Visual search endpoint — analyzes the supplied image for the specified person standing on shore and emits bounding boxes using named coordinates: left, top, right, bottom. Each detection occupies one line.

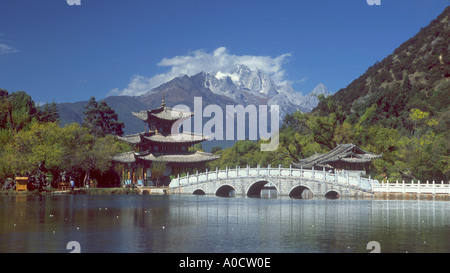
left=70, top=178, right=75, bottom=192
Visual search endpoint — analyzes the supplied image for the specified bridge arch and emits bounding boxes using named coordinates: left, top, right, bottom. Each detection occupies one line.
left=215, top=185, right=236, bottom=197
left=325, top=190, right=340, bottom=199
left=246, top=180, right=278, bottom=198
left=193, top=189, right=206, bottom=195
left=289, top=185, right=314, bottom=199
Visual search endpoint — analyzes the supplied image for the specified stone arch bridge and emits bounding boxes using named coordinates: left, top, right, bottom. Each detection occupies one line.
left=168, top=165, right=378, bottom=198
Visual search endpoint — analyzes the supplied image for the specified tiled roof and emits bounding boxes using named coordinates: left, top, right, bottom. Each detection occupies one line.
left=138, top=151, right=220, bottom=163
left=294, top=143, right=382, bottom=168
left=132, top=106, right=193, bottom=122
left=117, top=132, right=145, bottom=144
left=143, top=133, right=207, bottom=144
left=118, top=132, right=209, bottom=145
left=112, top=151, right=219, bottom=164
left=111, top=151, right=136, bottom=163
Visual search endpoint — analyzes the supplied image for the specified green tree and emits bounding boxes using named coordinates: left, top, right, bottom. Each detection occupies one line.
left=309, top=114, right=338, bottom=150
left=151, top=161, right=167, bottom=187
left=333, top=121, right=355, bottom=145
left=278, top=111, right=312, bottom=161
left=0, top=89, right=9, bottom=129
left=0, top=91, right=38, bottom=132
left=309, top=95, right=346, bottom=150
left=409, top=108, right=438, bottom=139
left=10, top=121, right=64, bottom=174
left=83, top=96, right=125, bottom=137
left=60, top=123, right=128, bottom=187
left=8, top=121, right=65, bottom=190
left=37, top=101, right=60, bottom=124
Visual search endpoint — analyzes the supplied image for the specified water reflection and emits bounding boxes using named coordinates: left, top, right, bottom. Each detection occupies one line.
left=1, top=195, right=449, bottom=253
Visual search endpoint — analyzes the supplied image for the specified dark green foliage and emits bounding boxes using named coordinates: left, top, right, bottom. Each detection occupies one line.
left=0, top=90, right=130, bottom=189
left=82, top=96, right=125, bottom=137
left=211, top=146, right=222, bottom=154
left=38, top=101, right=60, bottom=124
left=0, top=90, right=38, bottom=132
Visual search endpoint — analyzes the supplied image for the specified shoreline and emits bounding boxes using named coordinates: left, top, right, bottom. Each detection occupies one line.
left=1, top=188, right=449, bottom=201
left=0, top=187, right=172, bottom=196
left=0, top=187, right=140, bottom=196
left=373, top=192, right=450, bottom=201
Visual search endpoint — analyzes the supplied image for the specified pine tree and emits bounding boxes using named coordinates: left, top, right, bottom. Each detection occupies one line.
left=82, top=97, right=125, bottom=137
left=38, top=101, right=60, bottom=124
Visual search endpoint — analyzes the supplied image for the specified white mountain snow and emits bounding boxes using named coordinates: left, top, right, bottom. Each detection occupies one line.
left=201, top=64, right=330, bottom=117
left=140, top=63, right=331, bottom=119
left=310, top=83, right=329, bottom=96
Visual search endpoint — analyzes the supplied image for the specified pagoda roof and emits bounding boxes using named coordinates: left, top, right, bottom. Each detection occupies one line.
left=293, top=143, right=382, bottom=169
left=132, top=105, right=193, bottom=122
left=137, top=151, right=220, bottom=164
left=118, top=131, right=209, bottom=145
left=117, top=132, right=145, bottom=144
left=112, top=151, right=219, bottom=164
left=143, top=132, right=208, bottom=144
left=111, top=151, right=137, bottom=164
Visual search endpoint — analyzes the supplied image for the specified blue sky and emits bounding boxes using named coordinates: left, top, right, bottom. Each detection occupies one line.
left=0, top=0, right=448, bottom=103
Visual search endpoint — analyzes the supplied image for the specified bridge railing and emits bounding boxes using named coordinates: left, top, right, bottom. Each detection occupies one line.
left=170, top=164, right=378, bottom=192
left=372, top=180, right=450, bottom=195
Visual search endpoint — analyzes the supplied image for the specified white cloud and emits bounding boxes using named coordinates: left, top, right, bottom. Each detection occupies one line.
left=298, top=77, right=308, bottom=83
left=109, top=47, right=292, bottom=96
left=0, top=44, right=19, bottom=55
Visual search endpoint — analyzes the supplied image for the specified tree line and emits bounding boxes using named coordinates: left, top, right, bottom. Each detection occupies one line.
left=0, top=89, right=129, bottom=191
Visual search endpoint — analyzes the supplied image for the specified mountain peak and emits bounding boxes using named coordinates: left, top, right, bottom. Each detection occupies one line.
left=309, top=83, right=330, bottom=97
left=139, top=64, right=326, bottom=121
left=210, top=64, right=279, bottom=98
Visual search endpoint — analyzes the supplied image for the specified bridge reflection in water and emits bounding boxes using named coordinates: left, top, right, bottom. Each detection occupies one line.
left=2, top=195, right=450, bottom=252
left=166, top=195, right=450, bottom=253
left=170, top=165, right=377, bottom=199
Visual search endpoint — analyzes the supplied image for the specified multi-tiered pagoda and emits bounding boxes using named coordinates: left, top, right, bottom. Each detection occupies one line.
left=113, top=96, right=219, bottom=186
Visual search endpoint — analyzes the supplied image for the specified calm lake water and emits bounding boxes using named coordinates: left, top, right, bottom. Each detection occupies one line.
left=1, top=194, right=449, bottom=253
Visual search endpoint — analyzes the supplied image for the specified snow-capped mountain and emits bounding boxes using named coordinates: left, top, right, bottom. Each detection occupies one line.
left=140, top=64, right=330, bottom=119
left=207, top=64, right=279, bottom=99
left=191, top=64, right=329, bottom=117
left=56, top=64, right=331, bottom=145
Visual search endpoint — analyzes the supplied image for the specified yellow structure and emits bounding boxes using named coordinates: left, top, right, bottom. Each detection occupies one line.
left=15, top=177, right=28, bottom=192
left=58, top=181, right=70, bottom=190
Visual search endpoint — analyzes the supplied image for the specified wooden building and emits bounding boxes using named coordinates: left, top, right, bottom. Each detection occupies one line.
left=112, top=96, right=219, bottom=186
left=293, top=143, right=382, bottom=175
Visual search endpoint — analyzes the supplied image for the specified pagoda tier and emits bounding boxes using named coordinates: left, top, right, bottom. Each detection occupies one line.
left=132, top=106, right=193, bottom=122
left=117, top=131, right=208, bottom=147
left=112, top=150, right=220, bottom=166
left=131, top=99, right=194, bottom=135
left=114, top=129, right=217, bottom=165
